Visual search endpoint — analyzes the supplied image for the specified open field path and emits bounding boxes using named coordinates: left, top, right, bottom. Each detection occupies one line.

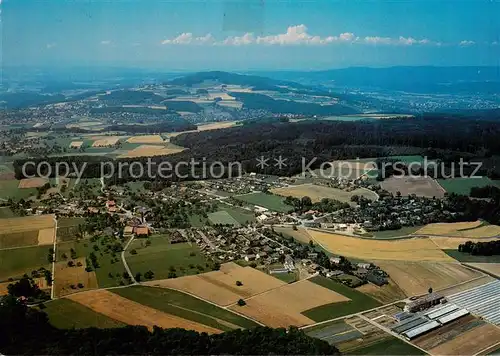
left=50, top=216, right=57, bottom=299
left=122, top=236, right=137, bottom=284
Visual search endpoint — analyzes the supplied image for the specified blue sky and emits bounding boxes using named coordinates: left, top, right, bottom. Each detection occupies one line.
left=3, top=0, right=500, bottom=70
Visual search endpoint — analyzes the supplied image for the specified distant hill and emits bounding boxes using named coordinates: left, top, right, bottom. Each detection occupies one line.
left=254, top=66, right=500, bottom=94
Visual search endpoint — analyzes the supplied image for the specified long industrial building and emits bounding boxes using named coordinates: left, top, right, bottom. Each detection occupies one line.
left=447, top=280, right=500, bottom=325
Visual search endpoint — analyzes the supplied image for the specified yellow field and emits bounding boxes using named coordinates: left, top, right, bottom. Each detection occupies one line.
left=308, top=229, right=454, bottom=262
left=270, top=184, right=377, bottom=203
left=356, top=278, right=407, bottom=303
left=18, top=177, right=49, bottom=188
left=126, top=135, right=164, bottom=144
left=0, top=215, right=54, bottom=234
left=92, top=137, right=120, bottom=147
left=413, top=221, right=482, bottom=235
left=118, top=144, right=185, bottom=158
left=67, top=289, right=221, bottom=333
left=430, top=236, right=499, bottom=249
left=37, top=228, right=55, bottom=245
left=374, top=261, right=482, bottom=296
left=0, top=281, right=10, bottom=295
left=69, top=141, right=83, bottom=149
left=273, top=226, right=312, bottom=243
left=466, top=263, right=500, bottom=278
left=54, top=258, right=98, bottom=297
left=228, top=280, right=349, bottom=327
left=144, top=262, right=286, bottom=306
left=197, top=121, right=238, bottom=131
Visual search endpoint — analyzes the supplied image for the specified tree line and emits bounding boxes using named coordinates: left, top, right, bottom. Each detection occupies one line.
left=458, top=240, right=500, bottom=256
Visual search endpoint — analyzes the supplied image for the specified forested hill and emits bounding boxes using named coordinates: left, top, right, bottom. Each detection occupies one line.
left=0, top=296, right=339, bottom=355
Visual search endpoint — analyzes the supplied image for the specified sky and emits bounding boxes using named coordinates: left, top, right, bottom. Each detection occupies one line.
left=2, top=0, right=500, bottom=70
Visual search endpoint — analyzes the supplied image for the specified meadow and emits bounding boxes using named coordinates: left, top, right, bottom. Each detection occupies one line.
left=233, top=192, right=293, bottom=212
left=437, top=177, right=500, bottom=195
left=271, top=184, right=377, bottom=204
left=0, top=245, right=52, bottom=280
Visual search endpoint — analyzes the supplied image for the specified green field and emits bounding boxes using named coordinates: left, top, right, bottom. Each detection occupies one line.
left=208, top=210, right=241, bottom=227
left=56, top=217, right=85, bottom=241
left=444, top=249, right=500, bottom=263
left=437, top=177, right=500, bottom=196
left=0, top=230, right=39, bottom=249
left=233, top=192, right=293, bottom=213
left=57, top=239, right=127, bottom=288
left=126, top=236, right=211, bottom=280
left=217, top=204, right=256, bottom=224
left=0, top=207, right=15, bottom=218
left=271, top=271, right=298, bottom=283
left=0, top=245, right=52, bottom=281
left=41, top=298, right=125, bottom=329
left=370, top=226, right=423, bottom=239
left=188, top=214, right=210, bottom=228
left=113, top=286, right=259, bottom=331
left=302, top=276, right=381, bottom=321
left=346, top=337, right=426, bottom=355
left=0, top=180, right=37, bottom=200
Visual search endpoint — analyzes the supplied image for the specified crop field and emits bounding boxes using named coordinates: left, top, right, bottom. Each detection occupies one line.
left=413, top=315, right=500, bottom=355
left=356, top=279, right=407, bottom=303
left=374, top=261, right=482, bottom=296
left=91, top=136, right=121, bottom=147
left=56, top=217, right=85, bottom=242
left=126, top=237, right=210, bottom=280
left=53, top=257, right=98, bottom=297
left=197, top=121, right=238, bottom=131
left=270, top=184, right=377, bottom=204
left=118, top=143, right=185, bottom=158
left=370, top=226, right=423, bottom=239
left=274, top=226, right=312, bottom=243
left=126, top=135, right=164, bottom=144
left=229, top=279, right=349, bottom=328
left=346, top=337, right=425, bottom=355
left=305, top=320, right=364, bottom=347
left=0, top=215, right=55, bottom=249
left=413, top=220, right=482, bottom=236
left=145, top=262, right=286, bottom=306
left=438, top=177, right=500, bottom=195
left=216, top=204, right=256, bottom=224
left=41, top=298, right=125, bottom=329
left=208, top=210, right=241, bottom=227
left=0, top=208, right=15, bottom=218
left=307, top=230, right=454, bottom=262
left=465, top=263, right=500, bottom=278
left=18, top=177, right=49, bottom=188
left=113, top=286, right=259, bottom=331
left=380, top=176, right=445, bottom=198
left=0, top=245, right=51, bottom=280
left=233, top=192, right=293, bottom=212
left=67, top=289, right=222, bottom=333
left=0, top=180, right=37, bottom=199
left=302, top=276, right=380, bottom=321
left=69, top=141, right=84, bottom=149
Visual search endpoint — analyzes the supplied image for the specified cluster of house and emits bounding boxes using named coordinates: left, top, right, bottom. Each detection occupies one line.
left=201, top=175, right=287, bottom=196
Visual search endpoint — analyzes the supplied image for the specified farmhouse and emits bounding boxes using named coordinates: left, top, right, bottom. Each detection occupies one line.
left=404, top=293, right=444, bottom=312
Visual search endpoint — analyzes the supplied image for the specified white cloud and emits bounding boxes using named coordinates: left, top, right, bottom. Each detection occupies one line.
left=158, top=25, right=456, bottom=47
left=46, top=43, right=57, bottom=49
left=491, top=41, right=499, bottom=46
left=459, top=40, right=475, bottom=46
left=100, top=40, right=111, bottom=45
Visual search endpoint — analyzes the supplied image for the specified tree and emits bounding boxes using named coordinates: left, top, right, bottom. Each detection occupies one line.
left=135, top=272, right=142, bottom=282
left=144, top=270, right=154, bottom=280
left=237, top=299, right=246, bottom=306
left=428, top=287, right=433, bottom=294
left=130, top=249, right=138, bottom=255
left=236, top=280, right=243, bottom=286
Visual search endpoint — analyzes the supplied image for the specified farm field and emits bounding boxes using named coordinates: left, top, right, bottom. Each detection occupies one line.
left=346, top=337, right=425, bottom=355
left=373, top=261, right=482, bottom=297
left=57, top=239, right=127, bottom=288
left=41, top=298, right=125, bottom=329
left=18, top=177, right=49, bottom=188
left=302, top=276, right=380, bottom=321
left=413, top=315, right=500, bottom=355
left=0, top=179, right=37, bottom=200
left=306, top=160, right=374, bottom=180
left=126, top=237, right=211, bottom=280
left=113, top=286, right=259, bottom=330
left=208, top=210, right=241, bottom=227
left=126, top=135, right=164, bottom=144
left=307, top=230, right=454, bottom=262
left=356, top=278, right=407, bottom=303
left=437, top=275, right=494, bottom=297
left=465, top=263, right=500, bottom=277
left=0, top=245, right=51, bottom=280
left=413, top=220, right=491, bottom=236
left=270, top=184, right=377, bottom=204
left=438, top=177, right=500, bottom=195
left=380, top=176, right=445, bottom=198
left=0, top=215, right=55, bottom=249
left=274, top=226, right=312, bottom=243
left=0, top=207, right=15, bottom=218
left=56, top=217, right=85, bottom=242
left=53, top=257, right=98, bottom=297
left=118, top=143, right=185, bottom=158
left=67, top=289, right=222, bottom=333
left=233, top=192, right=293, bottom=212
left=431, top=236, right=499, bottom=251
left=228, top=279, right=350, bottom=328
left=144, top=262, right=286, bottom=306
left=92, top=136, right=120, bottom=147
left=370, top=226, right=422, bottom=239
left=216, top=204, right=256, bottom=224
left=69, top=141, right=84, bottom=148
